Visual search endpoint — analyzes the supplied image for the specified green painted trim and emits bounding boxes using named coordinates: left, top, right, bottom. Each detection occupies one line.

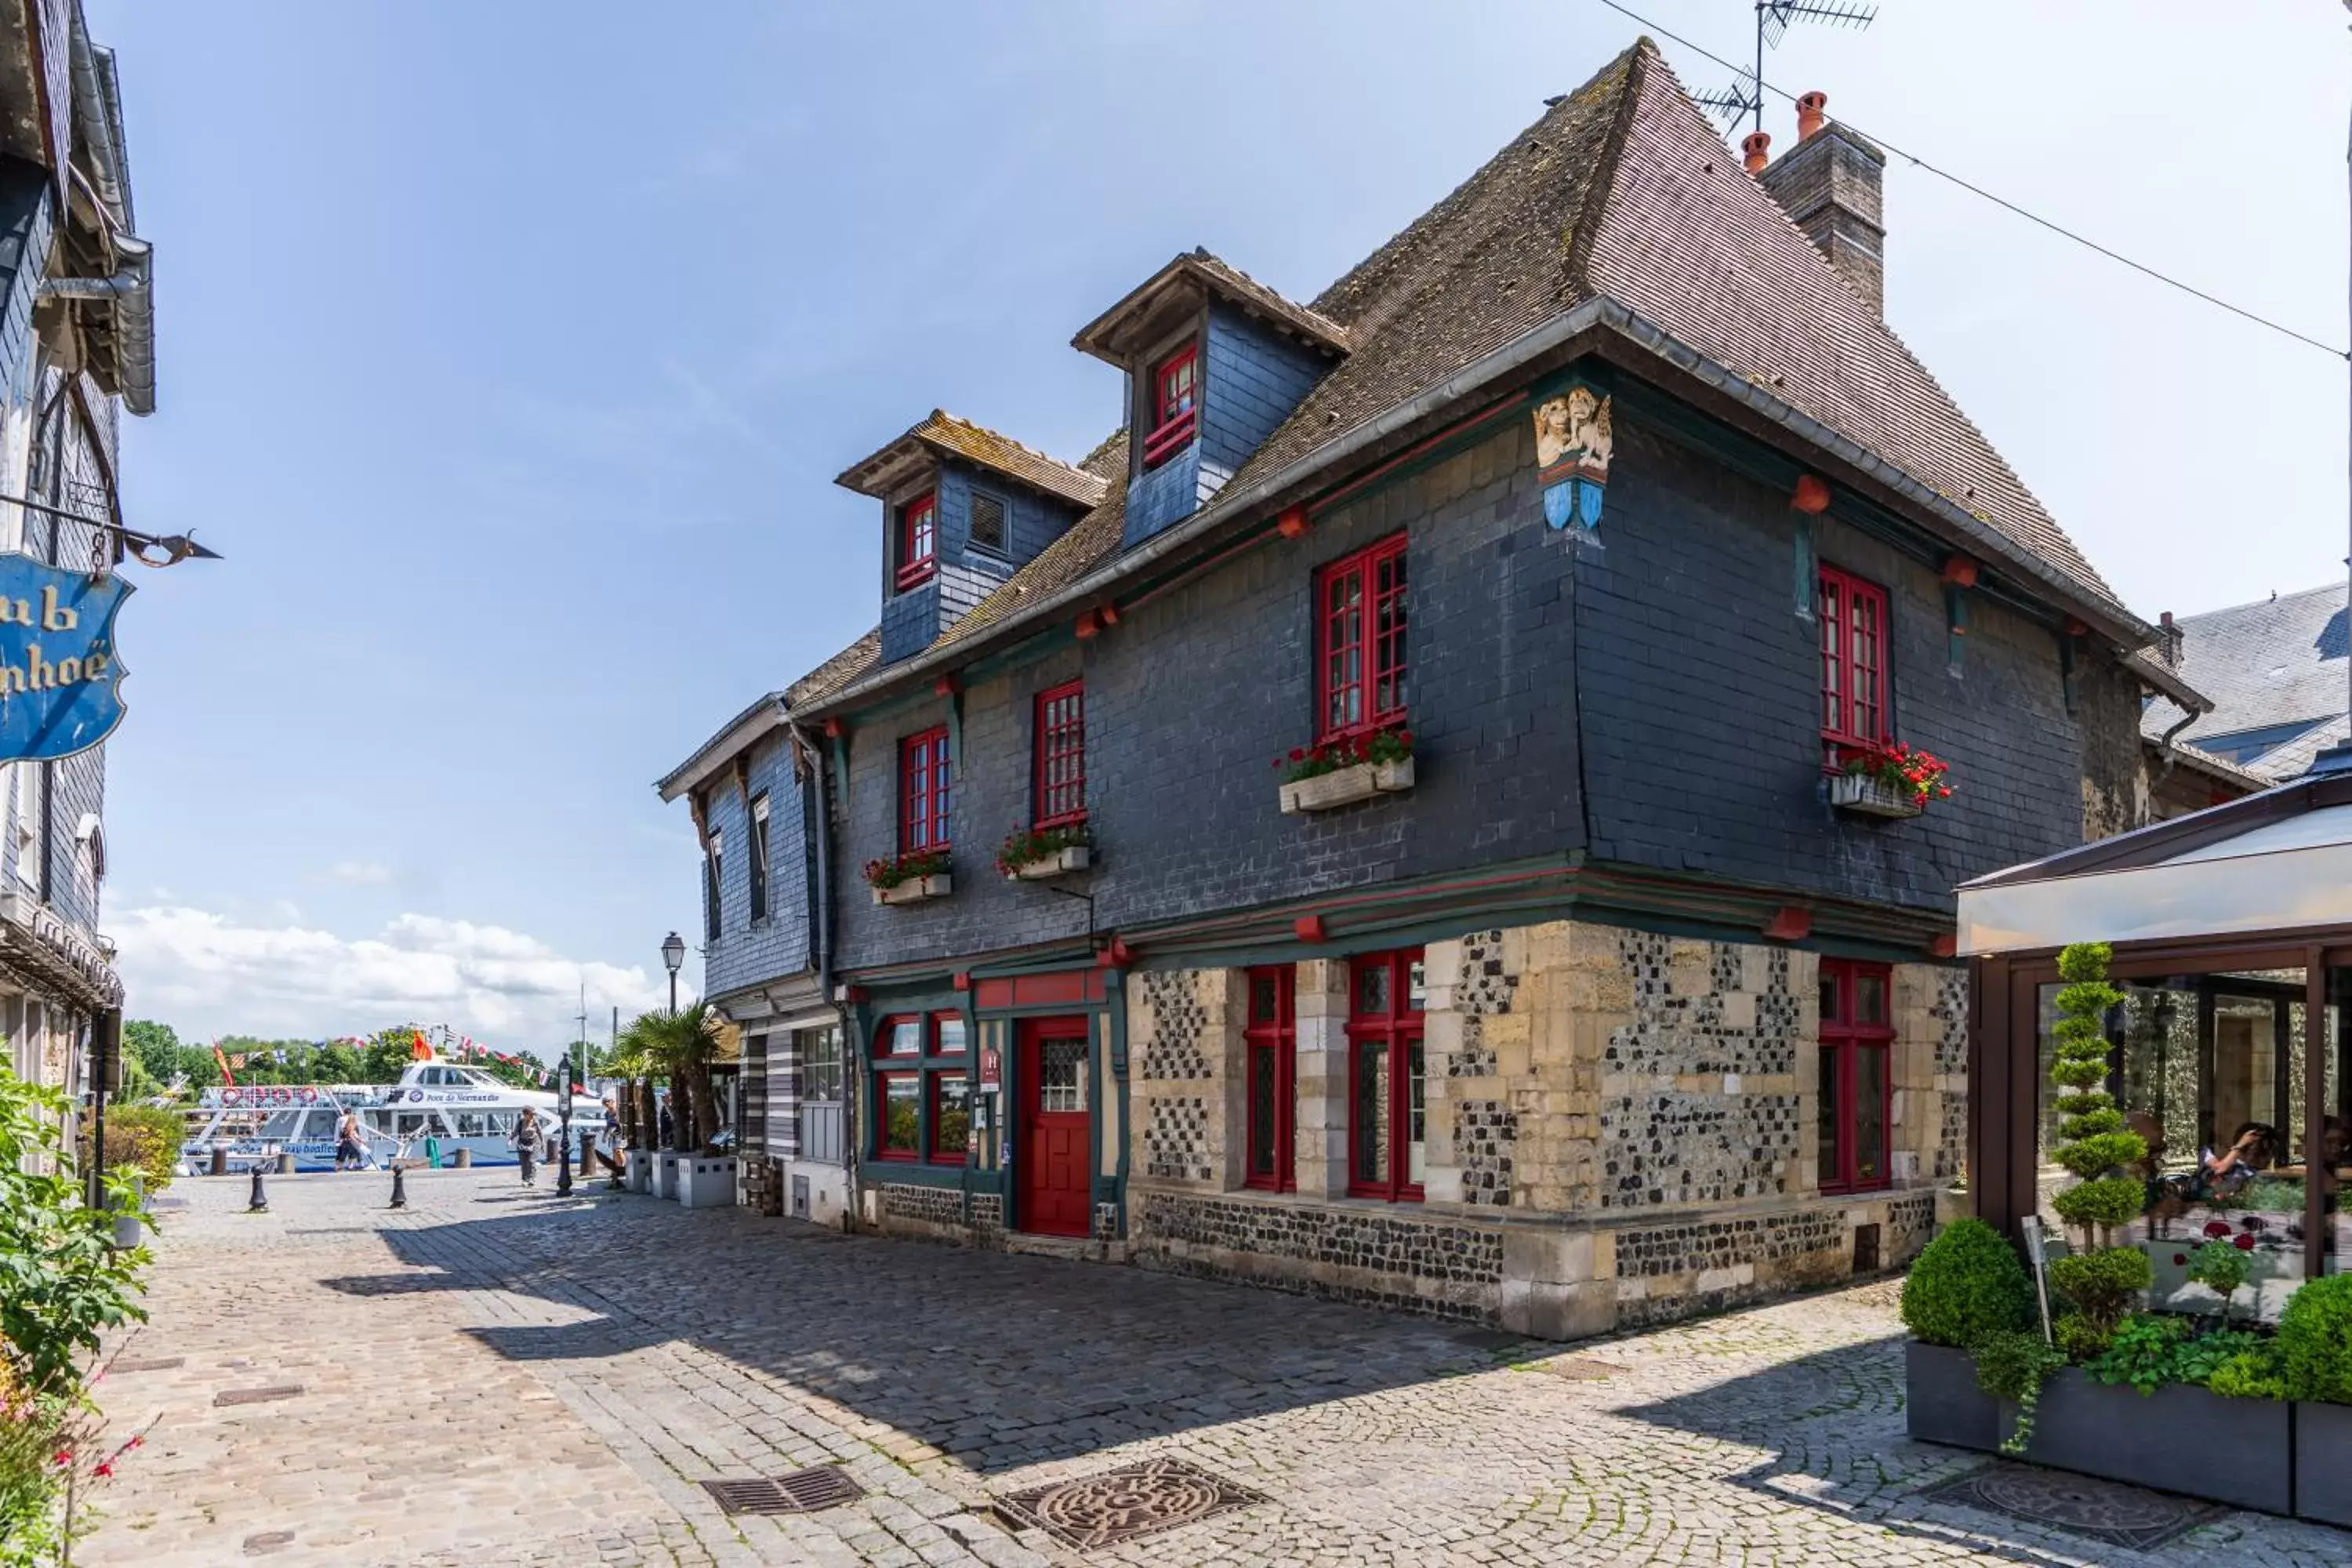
left=860, top=1162, right=966, bottom=1192
left=1105, top=970, right=1130, bottom=1240
left=1791, top=515, right=1816, bottom=622
left=1946, top=584, right=1969, bottom=675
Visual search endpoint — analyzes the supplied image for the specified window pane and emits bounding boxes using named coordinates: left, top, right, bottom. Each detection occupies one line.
left=1854, top=1045, right=1886, bottom=1186
left=880, top=1076, right=920, bottom=1154
left=1354, top=1039, right=1390, bottom=1186
left=1356, top=960, right=1390, bottom=1017
left=1406, top=958, right=1427, bottom=1014
left=1406, top=1039, right=1426, bottom=1186
left=970, top=494, right=1005, bottom=551
left=934, top=1014, right=967, bottom=1058
left=1819, top=972, right=1841, bottom=1027
left=932, top=1076, right=971, bottom=1160
left=1250, top=973, right=1280, bottom=1025
left=1819, top=1043, right=1844, bottom=1185
left=1855, top=972, right=1888, bottom=1026
left=884, top=1019, right=920, bottom=1056
left=1249, top=1044, right=1276, bottom=1177
left=1040, top=1038, right=1087, bottom=1113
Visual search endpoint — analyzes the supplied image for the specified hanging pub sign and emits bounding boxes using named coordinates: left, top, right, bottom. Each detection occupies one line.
left=0, top=552, right=130, bottom=761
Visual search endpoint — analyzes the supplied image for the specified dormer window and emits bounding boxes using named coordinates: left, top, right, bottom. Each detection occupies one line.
left=895, top=493, right=937, bottom=591
left=1143, top=343, right=1199, bottom=469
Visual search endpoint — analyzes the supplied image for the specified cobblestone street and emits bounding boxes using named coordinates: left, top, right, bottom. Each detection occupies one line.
left=78, top=1169, right=2352, bottom=1567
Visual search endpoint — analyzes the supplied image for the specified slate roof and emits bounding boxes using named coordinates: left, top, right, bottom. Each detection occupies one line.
left=833, top=409, right=1106, bottom=509
left=1072, top=249, right=1351, bottom=361
left=2141, top=582, right=2350, bottom=778
left=786, top=627, right=881, bottom=710
left=934, top=431, right=1130, bottom=651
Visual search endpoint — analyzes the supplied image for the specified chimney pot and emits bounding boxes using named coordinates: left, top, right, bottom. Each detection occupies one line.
left=1740, top=130, right=1771, bottom=175
left=1796, top=92, right=1828, bottom=140
left=2160, top=611, right=2174, bottom=629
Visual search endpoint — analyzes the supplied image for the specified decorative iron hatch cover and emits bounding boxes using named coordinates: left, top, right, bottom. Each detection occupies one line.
left=214, top=1385, right=303, bottom=1406
left=1918, top=1463, right=2223, bottom=1551
left=700, top=1466, right=865, bottom=1516
left=995, top=1457, right=1265, bottom=1551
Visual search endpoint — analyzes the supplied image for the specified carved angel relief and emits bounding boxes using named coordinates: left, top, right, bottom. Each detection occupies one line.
left=1534, top=386, right=1612, bottom=532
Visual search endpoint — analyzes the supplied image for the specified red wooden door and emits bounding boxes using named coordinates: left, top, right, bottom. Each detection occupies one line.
left=1019, top=1019, right=1091, bottom=1237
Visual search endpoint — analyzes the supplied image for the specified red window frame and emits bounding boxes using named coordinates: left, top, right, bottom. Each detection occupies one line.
left=1243, top=965, right=1296, bottom=1192
left=1316, top=535, right=1409, bottom=743
left=1142, top=343, right=1198, bottom=469
left=1346, top=949, right=1425, bottom=1203
left=1818, top=958, right=1894, bottom=1194
left=928, top=1073, right=972, bottom=1163
left=870, top=1011, right=971, bottom=1167
left=899, top=727, right=952, bottom=854
left=895, top=492, right=937, bottom=592
left=1818, top=564, right=1888, bottom=766
left=1033, top=681, right=1087, bottom=828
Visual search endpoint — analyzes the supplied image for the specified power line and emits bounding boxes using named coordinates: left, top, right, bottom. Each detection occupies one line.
left=1595, top=0, right=2349, bottom=361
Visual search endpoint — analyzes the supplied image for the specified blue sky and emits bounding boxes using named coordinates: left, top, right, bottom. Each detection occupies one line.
left=85, top=1, right=2346, bottom=1045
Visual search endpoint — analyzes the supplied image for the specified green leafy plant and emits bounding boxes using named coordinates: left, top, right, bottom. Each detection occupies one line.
left=0, top=1069, right=148, bottom=1399
left=2187, top=1238, right=2251, bottom=1323
left=2053, top=1311, right=2114, bottom=1360
left=862, top=848, right=951, bottom=891
left=2238, top=1177, right=2304, bottom=1214
left=995, top=821, right=1091, bottom=878
left=2085, top=1312, right=2187, bottom=1395
left=2048, top=1246, right=2153, bottom=1345
left=2208, top=1341, right=2291, bottom=1401
left=2042, top=942, right=2146, bottom=1345
left=1900, top=1218, right=2031, bottom=1348
left=78, top=1102, right=181, bottom=1196
left=2278, top=1272, right=2352, bottom=1406
left=1973, top=1327, right=2066, bottom=1455
left=1273, top=724, right=1413, bottom=784
left=1841, top=739, right=1954, bottom=807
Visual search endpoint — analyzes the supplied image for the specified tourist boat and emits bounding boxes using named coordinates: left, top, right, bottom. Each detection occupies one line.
left=176, top=1057, right=609, bottom=1174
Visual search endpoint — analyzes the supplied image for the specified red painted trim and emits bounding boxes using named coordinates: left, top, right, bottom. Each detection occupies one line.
left=1292, top=915, right=1326, bottom=943
left=1143, top=343, right=1199, bottom=469
left=975, top=978, right=1014, bottom=1010
left=898, top=727, right=952, bottom=854
left=1928, top=933, right=1958, bottom=960
left=873, top=1069, right=921, bottom=1160
left=1939, top=554, right=1980, bottom=588
left=1276, top=506, right=1311, bottom=539
left=1345, top=949, right=1425, bottom=1203
left=1033, top=679, right=1087, bottom=828
left=932, top=673, right=960, bottom=698
left=1817, top=564, right=1889, bottom=758
left=1791, top=474, right=1831, bottom=514
left=1763, top=906, right=1812, bottom=942
left=895, top=492, right=937, bottom=591
left=844, top=985, right=869, bottom=1005
left=822, top=717, right=845, bottom=739
left=952, top=971, right=971, bottom=992
left=1243, top=964, right=1296, bottom=1192
left=2063, top=617, right=2089, bottom=637
left=1315, top=532, right=1409, bottom=744
left=1819, top=958, right=1896, bottom=1195
left=1098, top=602, right=1120, bottom=626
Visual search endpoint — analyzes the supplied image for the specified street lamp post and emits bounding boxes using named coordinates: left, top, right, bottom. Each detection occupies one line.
left=554, top=1064, right=575, bottom=1197
left=662, top=931, right=685, bottom=1013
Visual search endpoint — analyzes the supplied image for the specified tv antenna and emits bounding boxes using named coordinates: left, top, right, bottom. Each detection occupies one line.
left=1696, top=1, right=1876, bottom=136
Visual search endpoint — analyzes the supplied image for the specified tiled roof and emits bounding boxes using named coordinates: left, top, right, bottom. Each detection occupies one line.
left=1072, top=249, right=1350, bottom=362
left=1229, top=38, right=2122, bottom=612
left=934, top=431, right=1130, bottom=651
left=2140, top=583, right=2348, bottom=757
left=786, top=627, right=881, bottom=710
left=834, top=410, right=1106, bottom=509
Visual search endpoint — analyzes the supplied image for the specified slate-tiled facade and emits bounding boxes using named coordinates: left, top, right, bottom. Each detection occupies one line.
left=667, top=38, right=2203, bottom=1337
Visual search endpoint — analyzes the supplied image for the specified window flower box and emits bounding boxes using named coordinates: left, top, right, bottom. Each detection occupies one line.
left=997, top=822, right=1092, bottom=880
left=1828, top=772, right=1923, bottom=818
left=873, top=873, right=951, bottom=906
left=1276, top=726, right=1414, bottom=814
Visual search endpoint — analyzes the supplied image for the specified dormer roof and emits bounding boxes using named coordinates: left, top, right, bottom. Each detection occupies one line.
left=833, top=409, right=1106, bottom=509
left=1072, top=248, right=1352, bottom=367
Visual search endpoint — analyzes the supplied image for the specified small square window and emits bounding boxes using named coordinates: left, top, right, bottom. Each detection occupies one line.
left=970, top=492, right=1006, bottom=554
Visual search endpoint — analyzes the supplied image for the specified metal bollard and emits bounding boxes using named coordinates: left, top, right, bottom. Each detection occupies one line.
left=209, top=1145, right=227, bottom=1177
left=452, top=1148, right=472, bottom=1170
left=277, top=1150, right=296, bottom=1174
left=246, top=1164, right=269, bottom=1213
left=389, top=1164, right=408, bottom=1209
left=580, top=1132, right=597, bottom=1173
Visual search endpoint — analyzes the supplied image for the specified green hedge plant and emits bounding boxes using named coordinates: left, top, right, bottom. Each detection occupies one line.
left=1900, top=1219, right=2032, bottom=1348
left=2278, top=1272, right=2352, bottom=1405
left=2045, top=943, right=2145, bottom=1341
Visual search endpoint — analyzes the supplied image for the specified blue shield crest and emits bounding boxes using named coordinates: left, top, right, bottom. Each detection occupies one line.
left=0, top=554, right=131, bottom=761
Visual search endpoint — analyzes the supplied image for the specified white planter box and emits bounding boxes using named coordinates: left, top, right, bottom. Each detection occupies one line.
left=626, top=1149, right=654, bottom=1194
left=678, top=1156, right=737, bottom=1210
left=1829, top=772, right=1923, bottom=818
left=1005, top=845, right=1090, bottom=880
left=655, top=1150, right=683, bottom=1200
left=872, top=873, right=952, bottom=906
left=1279, top=757, right=1414, bottom=814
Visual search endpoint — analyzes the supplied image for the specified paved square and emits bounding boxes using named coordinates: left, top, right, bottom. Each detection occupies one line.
left=78, top=1169, right=2352, bottom=1566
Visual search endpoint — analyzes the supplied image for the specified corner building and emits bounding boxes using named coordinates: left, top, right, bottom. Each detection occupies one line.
left=691, top=41, right=2209, bottom=1338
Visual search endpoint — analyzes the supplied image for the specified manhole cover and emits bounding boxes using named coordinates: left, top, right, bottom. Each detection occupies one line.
left=110, top=1357, right=183, bottom=1374
left=242, top=1530, right=296, bottom=1555
left=996, top=1457, right=1265, bottom=1550
left=1918, top=1463, right=2224, bottom=1551
left=699, top=1466, right=864, bottom=1515
left=1532, top=1356, right=1624, bottom=1381
left=215, top=1385, right=303, bottom=1407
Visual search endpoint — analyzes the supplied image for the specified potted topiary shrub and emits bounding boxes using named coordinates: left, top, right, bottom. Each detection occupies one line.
left=2283, top=1274, right=2352, bottom=1526
left=1899, top=1217, right=2029, bottom=1448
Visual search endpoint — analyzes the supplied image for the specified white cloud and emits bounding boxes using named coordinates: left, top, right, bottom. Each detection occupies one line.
left=109, top=906, right=664, bottom=1044
left=322, top=860, right=393, bottom=885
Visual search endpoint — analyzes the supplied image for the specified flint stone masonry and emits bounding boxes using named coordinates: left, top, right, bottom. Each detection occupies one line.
left=1138, top=969, right=1210, bottom=1080
left=1144, top=1096, right=1212, bottom=1183
left=1137, top=1192, right=1503, bottom=1302
left=879, top=1182, right=962, bottom=1232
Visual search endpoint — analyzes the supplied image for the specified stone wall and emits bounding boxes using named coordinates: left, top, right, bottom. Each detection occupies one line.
left=1135, top=1191, right=1501, bottom=1320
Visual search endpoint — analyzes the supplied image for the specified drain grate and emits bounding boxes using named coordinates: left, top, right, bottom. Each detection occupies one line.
left=215, top=1384, right=303, bottom=1407
left=700, top=1466, right=865, bottom=1515
left=110, top=1357, right=184, bottom=1374
left=996, top=1457, right=1265, bottom=1551
left=1918, top=1462, right=2223, bottom=1551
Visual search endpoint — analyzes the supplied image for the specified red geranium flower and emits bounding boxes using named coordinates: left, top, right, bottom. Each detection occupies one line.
left=2205, top=1220, right=2233, bottom=1238
left=2173, top=1254, right=2187, bottom=1265
left=2234, top=1232, right=2257, bottom=1251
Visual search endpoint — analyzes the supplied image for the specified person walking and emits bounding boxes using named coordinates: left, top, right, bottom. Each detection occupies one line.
left=513, top=1110, right=543, bottom=1186
left=335, top=1109, right=366, bottom=1173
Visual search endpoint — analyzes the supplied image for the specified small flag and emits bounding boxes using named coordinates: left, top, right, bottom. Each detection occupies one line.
left=410, top=1029, right=431, bottom=1062
left=212, top=1044, right=235, bottom=1087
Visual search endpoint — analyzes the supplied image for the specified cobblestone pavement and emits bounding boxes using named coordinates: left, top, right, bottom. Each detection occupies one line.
left=79, top=1169, right=2352, bottom=1566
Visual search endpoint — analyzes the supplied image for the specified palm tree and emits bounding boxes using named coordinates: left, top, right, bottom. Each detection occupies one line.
left=634, top=1003, right=723, bottom=1154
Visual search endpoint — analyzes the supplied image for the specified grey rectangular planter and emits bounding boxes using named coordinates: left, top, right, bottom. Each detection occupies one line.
left=2294, top=1399, right=2352, bottom=1527
left=1905, top=1341, right=2000, bottom=1451
left=2021, top=1369, right=2290, bottom=1516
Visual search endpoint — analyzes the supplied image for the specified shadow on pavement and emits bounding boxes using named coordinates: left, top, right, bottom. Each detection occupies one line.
left=322, top=1189, right=1512, bottom=1474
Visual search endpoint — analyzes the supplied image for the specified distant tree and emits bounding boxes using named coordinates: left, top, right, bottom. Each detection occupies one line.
left=122, top=1018, right=182, bottom=1085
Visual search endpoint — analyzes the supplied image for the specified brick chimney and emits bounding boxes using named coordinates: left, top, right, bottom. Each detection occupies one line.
left=1758, top=91, right=1888, bottom=314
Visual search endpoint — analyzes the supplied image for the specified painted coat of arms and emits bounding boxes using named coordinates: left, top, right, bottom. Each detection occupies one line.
left=0, top=553, right=131, bottom=761
left=1534, top=386, right=1612, bottom=531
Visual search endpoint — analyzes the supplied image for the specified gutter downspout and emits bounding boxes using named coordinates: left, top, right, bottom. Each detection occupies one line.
left=54, top=17, right=153, bottom=416
left=2154, top=707, right=2200, bottom=785
left=39, top=236, right=153, bottom=417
